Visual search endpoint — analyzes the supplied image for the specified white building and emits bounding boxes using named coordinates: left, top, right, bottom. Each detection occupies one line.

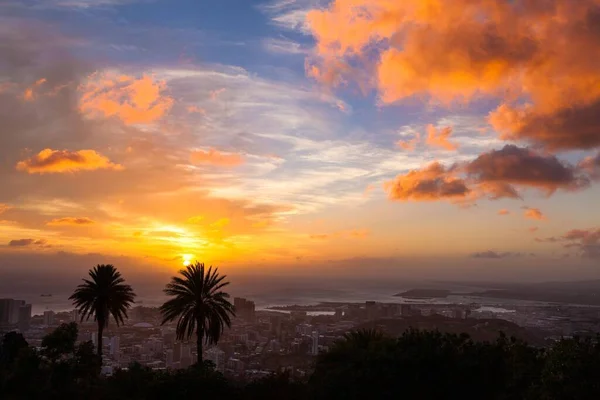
left=205, top=347, right=225, bottom=373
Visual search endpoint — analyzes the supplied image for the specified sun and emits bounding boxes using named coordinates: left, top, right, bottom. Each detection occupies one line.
left=182, top=254, right=193, bottom=266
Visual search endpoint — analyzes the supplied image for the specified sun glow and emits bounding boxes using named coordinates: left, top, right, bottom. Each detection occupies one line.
left=182, top=254, right=193, bottom=266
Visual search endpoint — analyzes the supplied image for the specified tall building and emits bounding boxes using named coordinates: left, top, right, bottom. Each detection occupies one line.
left=173, top=342, right=182, bottom=363
left=205, top=347, right=225, bottom=373
left=165, top=349, right=173, bottom=368
left=72, top=309, right=80, bottom=323
left=43, top=310, right=55, bottom=326
left=233, top=297, right=256, bottom=322
left=18, top=303, right=32, bottom=332
left=110, top=336, right=120, bottom=358
left=0, top=299, right=12, bottom=326
left=311, top=331, right=319, bottom=355
left=181, top=344, right=191, bottom=360
left=10, top=300, right=24, bottom=324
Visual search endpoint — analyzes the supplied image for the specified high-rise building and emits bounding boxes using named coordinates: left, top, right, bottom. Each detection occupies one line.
left=10, top=300, right=24, bottom=324
left=18, top=303, right=32, bottom=332
left=110, top=336, right=120, bottom=358
left=173, top=342, right=182, bottom=363
left=233, top=297, right=256, bottom=322
left=205, top=347, right=225, bottom=373
left=0, top=299, right=25, bottom=327
left=72, top=309, right=80, bottom=323
left=43, top=310, right=55, bottom=326
left=311, top=331, right=319, bottom=355
left=165, top=349, right=174, bottom=368
left=181, top=344, right=191, bottom=360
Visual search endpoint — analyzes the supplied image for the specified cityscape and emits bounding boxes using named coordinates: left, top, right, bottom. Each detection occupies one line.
left=3, top=290, right=600, bottom=380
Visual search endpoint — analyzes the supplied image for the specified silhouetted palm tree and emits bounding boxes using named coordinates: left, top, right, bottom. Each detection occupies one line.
left=160, top=262, right=235, bottom=364
left=69, top=264, right=136, bottom=357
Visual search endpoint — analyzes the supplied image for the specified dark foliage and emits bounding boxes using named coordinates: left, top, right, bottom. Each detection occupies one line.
left=3, top=325, right=600, bottom=399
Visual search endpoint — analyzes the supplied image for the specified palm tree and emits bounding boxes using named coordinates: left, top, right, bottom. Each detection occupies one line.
left=160, top=262, right=235, bottom=364
left=69, top=264, right=136, bottom=357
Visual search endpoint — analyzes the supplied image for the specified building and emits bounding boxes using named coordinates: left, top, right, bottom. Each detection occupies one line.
left=110, top=336, right=120, bottom=359
left=226, top=358, right=244, bottom=374
left=365, top=301, right=378, bottom=320
left=0, top=299, right=29, bottom=328
left=18, top=303, right=32, bottom=332
left=43, top=310, right=55, bottom=326
left=234, top=297, right=256, bottom=322
left=400, top=304, right=412, bottom=317
left=72, top=309, right=80, bottom=323
left=165, top=349, right=173, bottom=368
left=173, top=342, right=182, bottom=363
left=311, top=331, right=319, bottom=355
left=205, top=347, right=225, bottom=373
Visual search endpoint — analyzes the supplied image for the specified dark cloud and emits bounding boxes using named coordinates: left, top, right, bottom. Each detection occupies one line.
left=537, top=228, right=600, bottom=260
left=493, top=99, right=600, bottom=151
left=465, top=145, right=588, bottom=196
left=470, top=250, right=522, bottom=259
left=8, top=238, right=47, bottom=247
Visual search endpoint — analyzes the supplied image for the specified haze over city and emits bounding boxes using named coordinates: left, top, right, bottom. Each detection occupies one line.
left=1, top=0, right=600, bottom=295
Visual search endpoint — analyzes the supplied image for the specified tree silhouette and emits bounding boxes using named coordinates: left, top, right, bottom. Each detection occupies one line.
left=69, top=264, right=136, bottom=357
left=160, top=262, right=235, bottom=364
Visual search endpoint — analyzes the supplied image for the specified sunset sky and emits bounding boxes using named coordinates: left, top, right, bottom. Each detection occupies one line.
left=1, top=0, right=600, bottom=285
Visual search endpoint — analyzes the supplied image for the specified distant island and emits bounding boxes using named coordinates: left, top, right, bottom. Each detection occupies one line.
left=394, top=289, right=451, bottom=299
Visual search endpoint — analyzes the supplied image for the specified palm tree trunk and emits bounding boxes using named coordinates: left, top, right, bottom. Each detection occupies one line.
left=97, top=322, right=103, bottom=357
left=197, top=321, right=203, bottom=365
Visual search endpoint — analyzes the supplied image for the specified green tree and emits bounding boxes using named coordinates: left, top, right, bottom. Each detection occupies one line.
left=160, top=262, right=235, bottom=364
left=69, top=264, right=136, bottom=357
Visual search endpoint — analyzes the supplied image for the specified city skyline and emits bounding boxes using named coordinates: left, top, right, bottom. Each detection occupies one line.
left=1, top=0, right=600, bottom=287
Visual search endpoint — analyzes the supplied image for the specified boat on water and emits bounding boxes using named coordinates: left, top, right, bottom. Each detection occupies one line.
left=40, top=294, right=53, bottom=297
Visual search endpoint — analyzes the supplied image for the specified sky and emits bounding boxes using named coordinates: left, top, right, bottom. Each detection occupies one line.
left=1, top=0, right=600, bottom=288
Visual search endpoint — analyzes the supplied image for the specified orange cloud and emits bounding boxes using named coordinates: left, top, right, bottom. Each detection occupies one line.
left=210, top=88, right=226, bottom=101
left=523, top=207, right=546, bottom=221
left=396, top=133, right=420, bottom=151
left=16, top=149, right=123, bottom=174
left=306, top=0, right=600, bottom=150
left=384, top=162, right=470, bottom=202
left=210, top=218, right=230, bottom=229
left=23, top=78, right=47, bottom=101
left=497, top=209, right=510, bottom=216
left=79, top=73, right=173, bottom=125
left=187, top=105, right=206, bottom=114
left=0, top=204, right=10, bottom=215
left=190, top=148, right=244, bottom=167
left=186, top=215, right=205, bottom=224
left=425, top=125, right=457, bottom=151
left=309, top=229, right=370, bottom=240
left=47, top=217, right=95, bottom=226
